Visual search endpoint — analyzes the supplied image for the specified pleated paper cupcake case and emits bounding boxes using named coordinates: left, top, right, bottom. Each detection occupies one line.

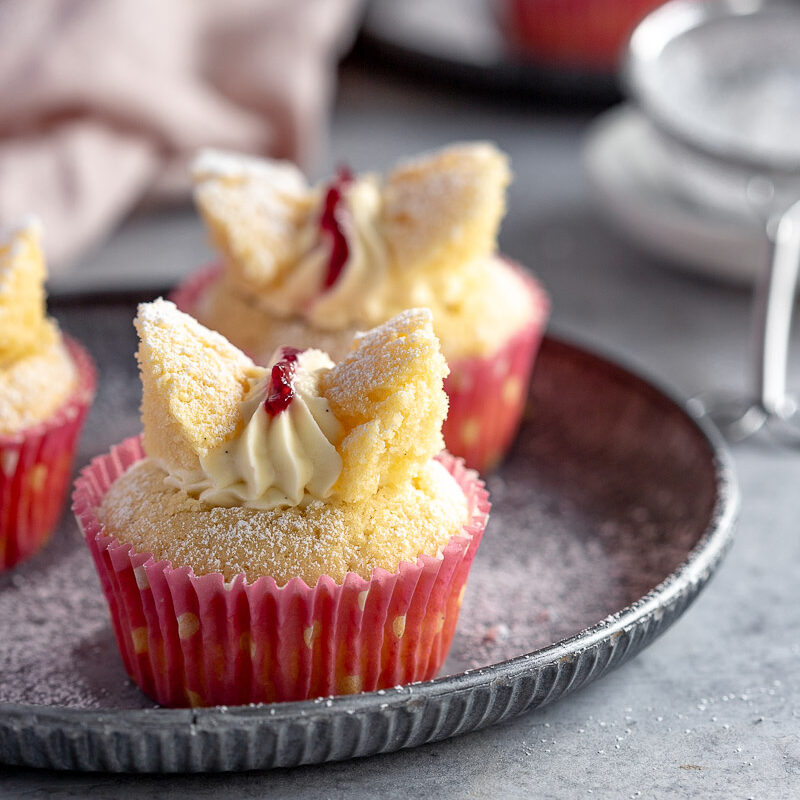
left=0, top=338, right=96, bottom=569
left=74, top=437, right=489, bottom=707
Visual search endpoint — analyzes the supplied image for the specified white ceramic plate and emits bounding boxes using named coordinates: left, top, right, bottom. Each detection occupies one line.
left=583, top=105, right=767, bottom=284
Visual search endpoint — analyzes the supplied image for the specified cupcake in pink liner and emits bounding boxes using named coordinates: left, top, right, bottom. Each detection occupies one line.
left=74, top=300, right=488, bottom=707
left=171, top=143, right=549, bottom=473
left=443, top=280, right=547, bottom=471
left=1, top=219, right=96, bottom=570
left=495, top=0, right=667, bottom=71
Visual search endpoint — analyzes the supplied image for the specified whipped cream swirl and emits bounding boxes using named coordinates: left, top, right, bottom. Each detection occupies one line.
left=248, top=175, right=391, bottom=331
left=304, top=175, right=390, bottom=329
left=164, top=349, right=343, bottom=509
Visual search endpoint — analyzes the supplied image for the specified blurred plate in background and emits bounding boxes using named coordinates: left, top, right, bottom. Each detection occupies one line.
left=584, top=105, right=766, bottom=284
left=359, top=0, right=619, bottom=103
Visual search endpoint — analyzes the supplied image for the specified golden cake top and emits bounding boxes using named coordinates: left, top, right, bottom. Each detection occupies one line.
left=134, top=301, right=449, bottom=507
left=192, top=143, right=512, bottom=332
left=101, top=455, right=467, bottom=586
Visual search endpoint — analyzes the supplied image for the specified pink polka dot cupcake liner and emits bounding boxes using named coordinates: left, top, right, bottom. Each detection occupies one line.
left=443, top=267, right=548, bottom=473
left=72, top=436, right=489, bottom=708
left=171, top=263, right=549, bottom=474
left=0, top=337, right=97, bottom=570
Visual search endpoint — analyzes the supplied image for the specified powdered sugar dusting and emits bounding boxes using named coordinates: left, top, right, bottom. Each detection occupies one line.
left=136, top=297, right=251, bottom=361
left=0, top=526, right=146, bottom=708
left=0, top=334, right=76, bottom=433
left=336, top=308, right=435, bottom=394
left=136, top=298, right=263, bottom=469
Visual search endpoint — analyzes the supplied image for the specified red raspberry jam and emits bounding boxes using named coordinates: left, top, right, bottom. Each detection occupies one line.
left=320, top=167, right=353, bottom=289
left=264, top=347, right=303, bottom=415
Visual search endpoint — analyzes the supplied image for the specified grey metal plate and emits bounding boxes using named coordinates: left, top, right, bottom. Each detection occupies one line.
left=0, top=297, right=737, bottom=772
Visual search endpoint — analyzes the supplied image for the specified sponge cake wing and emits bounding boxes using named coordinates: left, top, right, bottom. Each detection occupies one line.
left=0, top=218, right=56, bottom=363
left=381, top=142, right=510, bottom=275
left=192, top=149, right=314, bottom=293
left=134, top=299, right=266, bottom=473
left=322, top=308, right=449, bottom=502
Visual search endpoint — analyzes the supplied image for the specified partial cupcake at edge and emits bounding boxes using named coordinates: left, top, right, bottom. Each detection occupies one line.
left=172, top=142, right=549, bottom=473
left=0, top=219, right=96, bottom=570
left=73, top=299, right=489, bottom=707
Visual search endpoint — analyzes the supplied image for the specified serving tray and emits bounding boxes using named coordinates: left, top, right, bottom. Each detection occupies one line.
left=0, top=297, right=737, bottom=772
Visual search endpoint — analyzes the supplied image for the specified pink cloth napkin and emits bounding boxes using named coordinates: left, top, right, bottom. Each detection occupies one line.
left=0, top=0, right=360, bottom=270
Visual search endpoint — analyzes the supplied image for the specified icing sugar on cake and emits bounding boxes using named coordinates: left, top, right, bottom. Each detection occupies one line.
left=380, top=142, right=510, bottom=275
left=323, top=308, right=448, bottom=501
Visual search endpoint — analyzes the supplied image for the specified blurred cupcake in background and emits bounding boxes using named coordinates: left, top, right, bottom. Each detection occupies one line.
left=173, top=143, right=549, bottom=472
left=0, top=219, right=96, bottom=570
left=495, top=0, right=668, bottom=72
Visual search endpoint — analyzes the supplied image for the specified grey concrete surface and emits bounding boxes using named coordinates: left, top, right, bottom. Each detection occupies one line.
left=2, top=65, right=799, bottom=798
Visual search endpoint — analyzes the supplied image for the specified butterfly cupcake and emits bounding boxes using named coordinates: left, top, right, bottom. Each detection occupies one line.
left=74, top=300, right=488, bottom=707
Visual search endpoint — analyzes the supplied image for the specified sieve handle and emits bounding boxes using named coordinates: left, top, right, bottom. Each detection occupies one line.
left=753, top=198, right=800, bottom=417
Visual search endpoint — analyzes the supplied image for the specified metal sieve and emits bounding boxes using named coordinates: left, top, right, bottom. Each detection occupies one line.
left=625, top=0, right=800, bottom=443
